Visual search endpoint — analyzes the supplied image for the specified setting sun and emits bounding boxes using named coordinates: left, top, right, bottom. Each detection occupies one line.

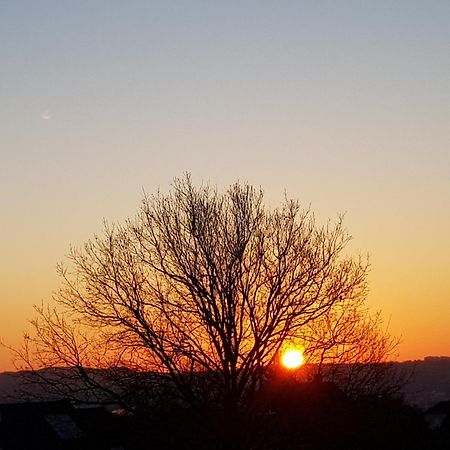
left=281, top=349, right=304, bottom=369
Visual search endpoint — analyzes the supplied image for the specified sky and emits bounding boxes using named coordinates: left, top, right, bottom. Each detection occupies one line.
left=1, top=1, right=449, bottom=370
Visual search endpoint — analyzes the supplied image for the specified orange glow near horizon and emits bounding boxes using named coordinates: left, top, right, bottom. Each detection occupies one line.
left=281, top=349, right=305, bottom=369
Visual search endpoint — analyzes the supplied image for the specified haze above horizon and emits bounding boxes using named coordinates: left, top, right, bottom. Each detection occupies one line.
left=1, top=1, right=449, bottom=370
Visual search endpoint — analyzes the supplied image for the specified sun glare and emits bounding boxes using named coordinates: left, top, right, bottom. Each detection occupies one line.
left=281, top=349, right=304, bottom=369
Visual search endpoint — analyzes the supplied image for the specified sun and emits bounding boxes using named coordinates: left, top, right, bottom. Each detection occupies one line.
left=281, top=349, right=304, bottom=369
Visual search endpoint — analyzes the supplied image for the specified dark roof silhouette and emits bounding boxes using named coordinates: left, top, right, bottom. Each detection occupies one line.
left=426, top=401, right=450, bottom=415
left=0, top=400, right=126, bottom=449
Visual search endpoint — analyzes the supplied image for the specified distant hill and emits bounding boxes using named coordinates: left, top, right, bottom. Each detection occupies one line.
left=0, top=371, right=23, bottom=403
left=399, top=357, right=450, bottom=409
left=1, top=357, right=449, bottom=409
left=0, top=370, right=63, bottom=403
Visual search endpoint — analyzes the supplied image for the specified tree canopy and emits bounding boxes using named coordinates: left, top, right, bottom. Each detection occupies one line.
left=15, top=176, right=398, bottom=448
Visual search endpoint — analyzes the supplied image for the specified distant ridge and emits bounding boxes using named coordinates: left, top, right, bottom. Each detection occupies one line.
left=1, top=358, right=449, bottom=408
left=423, top=355, right=450, bottom=361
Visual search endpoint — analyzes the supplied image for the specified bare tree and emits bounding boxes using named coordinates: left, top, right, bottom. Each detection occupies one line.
left=14, top=175, right=375, bottom=448
left=299, top=298, right=402, bottom=398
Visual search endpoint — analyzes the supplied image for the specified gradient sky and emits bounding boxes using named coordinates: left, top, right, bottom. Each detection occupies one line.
left=1, top=1, right=449, bottom=371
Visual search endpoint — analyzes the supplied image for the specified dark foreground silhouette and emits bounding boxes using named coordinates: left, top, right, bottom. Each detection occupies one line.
left=1, top=377, right=449, bottom=450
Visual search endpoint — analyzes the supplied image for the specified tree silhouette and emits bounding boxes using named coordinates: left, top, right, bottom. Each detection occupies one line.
left=15, top=175, right=390, bottom=448
left=300, top=300, right=401, bottom=397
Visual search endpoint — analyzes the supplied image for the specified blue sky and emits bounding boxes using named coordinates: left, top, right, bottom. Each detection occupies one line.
left=1, top=1, right=449, bottom=367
